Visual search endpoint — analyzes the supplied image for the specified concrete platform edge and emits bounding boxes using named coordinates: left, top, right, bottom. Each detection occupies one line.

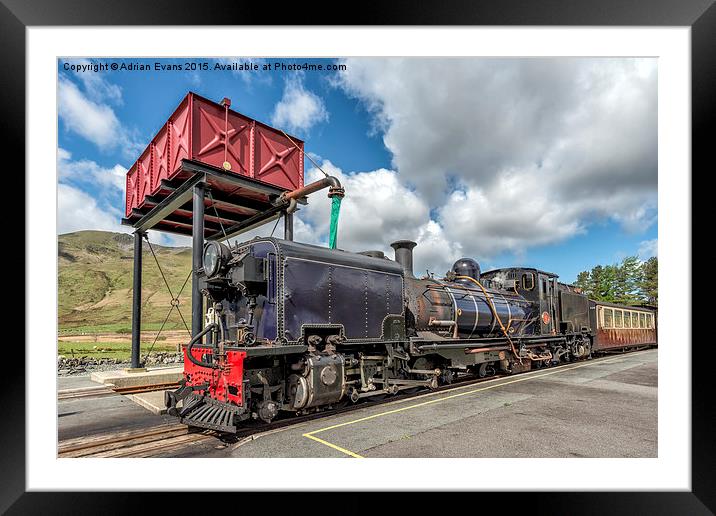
left=90, top=366, right=183, bottom=388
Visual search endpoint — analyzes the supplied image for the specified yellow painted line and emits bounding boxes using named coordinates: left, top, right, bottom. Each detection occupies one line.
left=302, top=354, right=630, bottom=457
left=302, top=433, right=365, bottom=458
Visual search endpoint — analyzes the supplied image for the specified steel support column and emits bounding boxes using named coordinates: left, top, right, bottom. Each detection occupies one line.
left=284, top=211, right=293, bottom=241
left=130, top=230, right=144, bottom=369
left=192, top=183, right=206, bottom=338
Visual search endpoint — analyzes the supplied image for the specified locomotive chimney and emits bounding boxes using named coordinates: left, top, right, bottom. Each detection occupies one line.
left=390, top=240, right=417, bottom=278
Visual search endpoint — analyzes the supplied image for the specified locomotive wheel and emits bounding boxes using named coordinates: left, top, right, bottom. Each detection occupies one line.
left=410, top=357, right=436, bottom=379
left=477, top=363, right=488, bottom=377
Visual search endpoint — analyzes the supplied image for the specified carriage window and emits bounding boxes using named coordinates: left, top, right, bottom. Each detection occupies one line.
left=522, top=273, right=535, bottom=290
left=632, top=312, right=639, bottom=328
left=640, top=313, right=646, bottom=328
left=646, top=313, right=653, bottom=328
left=615, top=310, right=623, bottom=328
left=603, top=308, right=613, bottom=328
left=624, top=312, right=631, bottom=328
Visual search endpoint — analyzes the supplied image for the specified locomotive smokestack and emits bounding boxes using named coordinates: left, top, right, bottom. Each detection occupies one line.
left=390, top=240, right=417, bottom=278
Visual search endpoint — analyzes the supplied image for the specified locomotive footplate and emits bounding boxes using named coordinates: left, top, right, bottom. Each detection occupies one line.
left=177, top=394, right=246, bottom=433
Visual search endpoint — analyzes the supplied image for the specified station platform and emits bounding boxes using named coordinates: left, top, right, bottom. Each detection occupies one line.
left=90, top=366, right=183, bottom=389
left=179, top=348, right=658, bottom=458
left=58, top=349, right=657, bottom=458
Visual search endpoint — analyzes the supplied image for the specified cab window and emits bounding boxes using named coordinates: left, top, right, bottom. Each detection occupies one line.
left=522, top=273, right=535, bottom=290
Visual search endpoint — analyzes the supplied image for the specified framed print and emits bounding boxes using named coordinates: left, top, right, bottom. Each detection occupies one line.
left=3, top=0, right=710, bottom=512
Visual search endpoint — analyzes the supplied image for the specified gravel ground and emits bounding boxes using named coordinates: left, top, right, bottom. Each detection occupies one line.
left=57, top=352, right=183, bottom=376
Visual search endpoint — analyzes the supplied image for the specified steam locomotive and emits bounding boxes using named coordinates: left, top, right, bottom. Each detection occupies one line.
left=165, top=237, right=657, bottom=433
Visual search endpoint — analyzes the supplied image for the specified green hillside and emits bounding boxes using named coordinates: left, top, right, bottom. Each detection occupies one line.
left=58, top=230, right=193, bottom=335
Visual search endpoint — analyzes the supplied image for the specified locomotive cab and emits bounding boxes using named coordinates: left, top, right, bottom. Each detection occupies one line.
left=481, top=267, right=563, bottom=336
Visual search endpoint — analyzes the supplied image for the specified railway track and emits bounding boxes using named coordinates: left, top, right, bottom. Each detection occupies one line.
left=57, top=352, right=644, bottom=458
left=58, top=424, right=215, bottom=458
left=57, top=382, right=180, bottom=400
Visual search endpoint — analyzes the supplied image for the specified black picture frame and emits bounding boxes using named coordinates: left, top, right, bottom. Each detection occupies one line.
left=3, top=0, right=709, bottom=513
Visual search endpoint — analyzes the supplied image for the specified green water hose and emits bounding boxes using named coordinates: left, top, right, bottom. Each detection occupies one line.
left=329, top=196, right=342, bottom=249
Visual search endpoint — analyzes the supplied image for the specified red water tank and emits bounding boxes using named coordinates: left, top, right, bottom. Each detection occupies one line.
left=125, top=92, right=304, bottom=217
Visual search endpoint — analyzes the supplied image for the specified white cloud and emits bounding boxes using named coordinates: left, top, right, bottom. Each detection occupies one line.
left=58, top=148, right=127, bottom=193
left=637, top=239, right=658, bottom=259
left=434, top=165, right=657, bottom=261
left=58, top=75, right=142, bottom=156
left=58, top=76, right=123, bottom=150
left=333, top=58, right=658, bottom=259
left=295, top=163, right=424, bottom=243
left=271, top=74, right=328, bottom=134
left=64, top=58, right=123, bottom=105
left=58, top=183, right=128, bottom=235
left=58, top=180, right=172, bottom=243
left=56, top=150, right=135, bottom=239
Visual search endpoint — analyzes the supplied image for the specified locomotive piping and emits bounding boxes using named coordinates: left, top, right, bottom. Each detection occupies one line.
left=455, top=275, right=523, bottom=364
left=277, top=176, right=343, bottom=204
left=186, top=323, right=219, bottom=369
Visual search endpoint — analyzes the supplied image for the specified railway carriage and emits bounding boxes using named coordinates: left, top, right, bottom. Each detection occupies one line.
left=589, top=301, right=657, bottom=352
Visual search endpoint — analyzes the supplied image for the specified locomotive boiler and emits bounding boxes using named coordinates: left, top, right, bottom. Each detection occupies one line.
left=165, top=237, right=599, bottom=433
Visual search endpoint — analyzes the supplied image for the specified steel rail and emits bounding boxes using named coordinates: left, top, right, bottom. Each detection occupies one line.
left=58, top=382, right=181, bottom=401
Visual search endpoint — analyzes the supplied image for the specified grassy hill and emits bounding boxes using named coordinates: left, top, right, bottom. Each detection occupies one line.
left=58, top=230, right=193, bottom=335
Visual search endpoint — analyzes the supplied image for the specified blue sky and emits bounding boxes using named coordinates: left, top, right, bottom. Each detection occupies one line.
left=57, top=57, right=657, bottom=283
